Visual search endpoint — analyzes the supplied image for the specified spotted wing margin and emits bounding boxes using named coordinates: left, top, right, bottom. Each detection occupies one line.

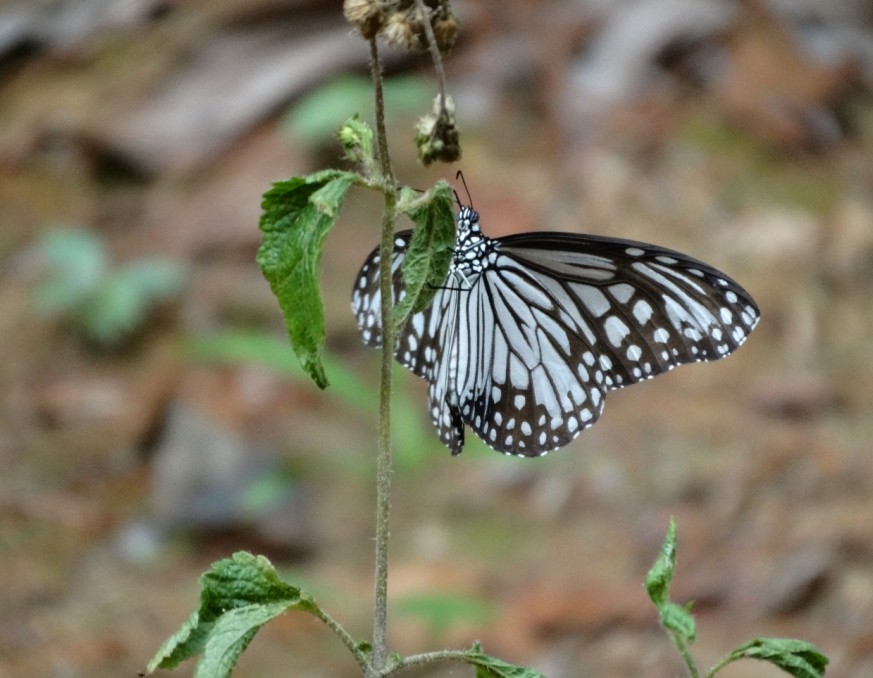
left=351, top=230, right=443, bottom=380
left=495, top=231, right=761, bottom=389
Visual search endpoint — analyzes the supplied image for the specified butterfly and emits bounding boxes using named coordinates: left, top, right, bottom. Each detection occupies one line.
left=352, top=203, right=759, bottom=457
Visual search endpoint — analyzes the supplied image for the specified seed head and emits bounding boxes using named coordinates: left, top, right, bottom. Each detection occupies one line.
left=343, top=0, right=385, bottom=40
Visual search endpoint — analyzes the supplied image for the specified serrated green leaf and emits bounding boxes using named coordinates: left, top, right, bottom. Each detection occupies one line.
left=198, top=552, right=315, bottom=617
left=659, top=601, right=696, bottom=644
left=725, top=638, right=828, bottom=678
left=147, top=610, right=208, bottom=671
left=465, top=643, right=546, bottom=678
left=256, top=170, right=357, bottom=388
left=146, top=552, right=318, bottom=674
left=646, top=517, right=677, bottom=607
left=194, top=602, right=294, bottom=678
left=392, top=181, right=455, bottom=334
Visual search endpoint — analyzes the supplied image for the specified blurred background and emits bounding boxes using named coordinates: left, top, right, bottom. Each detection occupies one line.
left=2, top=0, right=873, bottom=676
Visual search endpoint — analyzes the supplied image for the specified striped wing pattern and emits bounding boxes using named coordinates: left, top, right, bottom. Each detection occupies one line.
left=352, top=208, right=760, bottom=457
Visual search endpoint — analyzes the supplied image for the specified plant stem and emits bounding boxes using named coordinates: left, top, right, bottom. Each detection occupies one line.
left=382, top=649, right=471, bottom=675
left=705, top=651, right=737, bottom=677
left=413, top=0, right=448, bottom=109
left=369, top=34, right=397, bottom=676
left=672, top=632, right=701, bottom=678
left=308, top=605, right=373, bottom=675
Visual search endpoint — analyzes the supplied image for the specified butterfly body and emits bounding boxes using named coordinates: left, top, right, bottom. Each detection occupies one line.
left=352, top=206, right=759, bottom=457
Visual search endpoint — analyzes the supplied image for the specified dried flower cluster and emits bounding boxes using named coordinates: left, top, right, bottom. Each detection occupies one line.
left=415, top=94, right=460, bottom=165
left=343, top=0, right=458, bottom=52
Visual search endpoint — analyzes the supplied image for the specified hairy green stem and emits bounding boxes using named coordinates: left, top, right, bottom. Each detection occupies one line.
left=369, top=35, right=397, bottom=675
left=382, top=649, right=471, bottom=675
left=308, top=605, right=372, bottom=675
left=672, top=632, right=701, bottom=678
left=705, top=651, right=737, bottom=677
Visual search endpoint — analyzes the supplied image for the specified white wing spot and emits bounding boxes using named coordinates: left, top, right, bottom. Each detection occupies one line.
left=633, top=300, right=654, bottom=325
left=609, top=283, right=634, bottom=304
left=604, top=316, right=630, bottom=347
left=625, top=247, right=645, bottom=257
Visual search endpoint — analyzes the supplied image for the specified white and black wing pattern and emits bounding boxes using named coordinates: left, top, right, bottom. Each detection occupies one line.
left=352, top=207, right=760, bottom=457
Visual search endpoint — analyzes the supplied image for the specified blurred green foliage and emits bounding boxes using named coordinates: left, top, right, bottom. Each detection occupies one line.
left=34, top=228, right=184, bottom=347
left=187, top=330, right=442, bottom=472
left=283, top=75, right=432, bottom=146
left=394, top=592, right=496, bottom=636
left=681, top=114, right=845, bottom=214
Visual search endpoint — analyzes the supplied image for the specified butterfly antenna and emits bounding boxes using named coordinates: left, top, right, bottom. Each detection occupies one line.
left=455, top=170, right=473, bottom=208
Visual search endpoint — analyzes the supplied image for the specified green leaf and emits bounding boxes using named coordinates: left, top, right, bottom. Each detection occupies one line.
left=466, top=642, right=546, bottom=678
left=194, top=602, right=294, bottom=678
left=659, top=601, right=696, bottom=644
left=148, top=610, right=208, bottom=672
left=256, top=170, right=358, bottom=388
left=646, top=517, right=677, bottom=607
left=146, top=552, right=318, bottom=675
left=392, top=181, right=455, bottom=334
left=722, top=638, right=828, bottom=678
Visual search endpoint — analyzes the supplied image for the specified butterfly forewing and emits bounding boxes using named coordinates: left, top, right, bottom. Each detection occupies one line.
left=352, top=206, right=760, bottom=457
left=498, top=232, right=758, bottom=388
